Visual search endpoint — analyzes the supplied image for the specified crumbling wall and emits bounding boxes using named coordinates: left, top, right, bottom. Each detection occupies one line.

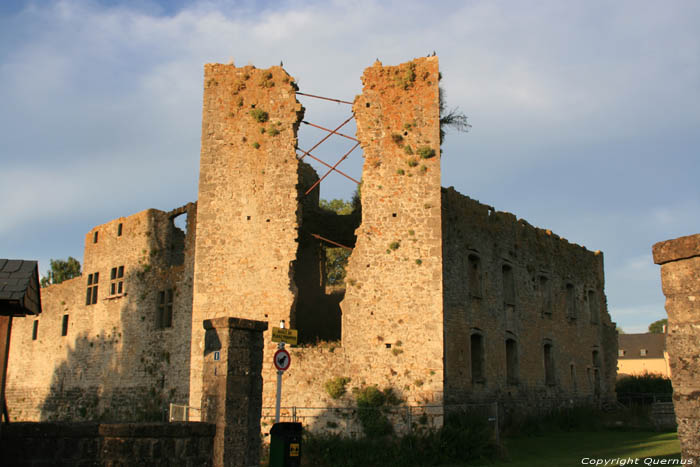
left=190, top=63, right=304, bottom=410
left=341, top=57, right=445, bottom=403
left=441, top=189, right=617, bottom=407
left=653, top=233, right=700, bottom=463
left=6, top=204, right=197, bottom=421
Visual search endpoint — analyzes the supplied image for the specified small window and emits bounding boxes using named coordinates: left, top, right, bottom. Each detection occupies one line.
left=506, top=337, right=518, bottom=385
left=32, top=320, right=38, bottom=340
left=618, top=349, right=626, bottom=357
left=467, top=254, right=482, bottom=298
left=570, top=363, right=577, bottom=392
left=86, top=272, right=99, bottom=305
left=157, top=289, right=174, bottom=329
left=588, top=290, right=598, bottom=324
left=117, top=223, right=123, bottom=236
left=640, top=348, right=648, bottom=357
left=592, top=349, right=601, bottom=367
left=539, top=275, right=551, bottom=317
left=93, top=231, right=99, bottom=243
left=471, top=332, right=485, bottom=383
left=110, top=266, right=125, bottom=296
left=502, top=264, right=515, bottom=306
left=61, top=315, right=69, bottom=336
left=544, top=341, right=555, bottom=385
left=566, top=283, right=576, bottom=320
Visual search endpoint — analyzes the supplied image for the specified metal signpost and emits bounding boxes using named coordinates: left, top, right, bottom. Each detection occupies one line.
left=271, top=321, right=296, bottom=423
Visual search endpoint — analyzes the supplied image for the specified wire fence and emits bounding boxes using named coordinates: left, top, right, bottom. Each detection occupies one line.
left=260, top=402, right=499, bottom=440
left=617, top=392, right=673, bottom=407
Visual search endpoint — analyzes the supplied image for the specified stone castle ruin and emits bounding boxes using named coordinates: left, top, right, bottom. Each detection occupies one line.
left=6, top=57, right=617, bottom=429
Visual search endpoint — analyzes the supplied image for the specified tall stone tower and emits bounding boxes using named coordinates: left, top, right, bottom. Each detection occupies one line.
left=342, top=57, right=444, bottom=401
left=190, top=64, right=303, bottom=407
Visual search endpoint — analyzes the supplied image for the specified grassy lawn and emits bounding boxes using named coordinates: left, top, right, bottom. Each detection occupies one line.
left=461, top=431, right=681, bottom=467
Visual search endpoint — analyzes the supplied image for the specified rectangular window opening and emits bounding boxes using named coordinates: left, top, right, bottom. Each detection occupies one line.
left=157, top=288, right=174, bottom=329
left=61, top=315, right=69, bottom=336
left=502, top=264, right=515, bottom=307
left=588, top=290, right=598, bottom=324
left=544, top=342, right=555, bottom=385
left=86, top=272, right=99, bottom=305
left=468, top=254, right=482, bottom=299
left=506, top=338, right=518, bottom=385
left=471, top=333, right=485, bottom=383
left=32, top=320, right=38, bottom=340
left=117, top=223, right=123, bottom=236
left=566, top=283, right=576, bottom=320
left=110, top=265, right=125, bottom=296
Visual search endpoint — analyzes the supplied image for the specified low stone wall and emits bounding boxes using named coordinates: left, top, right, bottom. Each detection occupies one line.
left=0, top=422, right=214, bottom=466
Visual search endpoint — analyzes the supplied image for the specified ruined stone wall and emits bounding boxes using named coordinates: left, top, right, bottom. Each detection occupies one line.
left=190, top=63, right=304, bottom=410
left=441, top=189, right=617, bottom=407
left=6, top=204, right=197, bottom=421
left=653, top=233, right=700, bottom=463
left=341, top=57, right=445, bottom=404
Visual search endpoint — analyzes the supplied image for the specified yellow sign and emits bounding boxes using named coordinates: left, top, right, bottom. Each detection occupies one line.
left=271, top=327, right=298, bottom=345
left=289, top=443, right=300, bottom=457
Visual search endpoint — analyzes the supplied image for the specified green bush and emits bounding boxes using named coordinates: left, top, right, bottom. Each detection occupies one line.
left=354, top=386, right=401, bottom=438
left=302, top=409, right=497, bottom=466
left=249, top=108, right=269, bottom=123
left=324, top=377, right=351, bottom=400
left=616, top=373, right=672, bottom=395
left=417, top=146, right=436, bottom=159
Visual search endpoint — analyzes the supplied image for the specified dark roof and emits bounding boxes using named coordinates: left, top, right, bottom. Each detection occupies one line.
left=0, top=259, right=42, bottom=316
left=618, top=333, right=665, bottom=359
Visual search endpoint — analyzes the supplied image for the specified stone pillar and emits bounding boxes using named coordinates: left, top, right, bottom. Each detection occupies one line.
left=652, top=233, right=700, bottom=463
left=201, top=317, right=268, bottom=467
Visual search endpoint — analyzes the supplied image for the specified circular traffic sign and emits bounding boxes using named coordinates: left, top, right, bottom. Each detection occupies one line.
left=274, top=348, right=291, bottom=371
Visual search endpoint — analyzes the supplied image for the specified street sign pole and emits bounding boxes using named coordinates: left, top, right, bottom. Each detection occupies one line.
left=275, top=340, right=284, bottom=423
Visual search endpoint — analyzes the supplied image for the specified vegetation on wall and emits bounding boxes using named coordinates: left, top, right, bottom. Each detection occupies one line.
left=319, top=196, right=359, bottom=286
left=40, top=257, right=81, bottom=287
left=648, top=318, right=668, bottom=333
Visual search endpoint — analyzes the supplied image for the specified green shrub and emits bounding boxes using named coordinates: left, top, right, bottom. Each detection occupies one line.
left=354, top=386, right=401, bottom=438
left=616, top=373, right=672, bottom=395
left=249, top=109, right=269, bottom=123
left=325, top=377, right=351, bottom=400
left=417, top=146, right=436, bottom=159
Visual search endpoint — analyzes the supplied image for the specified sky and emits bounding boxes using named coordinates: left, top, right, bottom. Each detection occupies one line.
left=1, top=0, right=698, bottom=333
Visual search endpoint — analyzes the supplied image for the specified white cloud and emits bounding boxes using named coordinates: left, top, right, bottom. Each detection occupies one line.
left=1, top=0, right=698, bottom=337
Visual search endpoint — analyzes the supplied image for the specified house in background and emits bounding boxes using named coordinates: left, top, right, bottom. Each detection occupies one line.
left=617, top=333, right=670, bottom=378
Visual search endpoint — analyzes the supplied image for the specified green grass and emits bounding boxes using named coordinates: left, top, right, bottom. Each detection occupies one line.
left=458, top=431, right=680, bottom=467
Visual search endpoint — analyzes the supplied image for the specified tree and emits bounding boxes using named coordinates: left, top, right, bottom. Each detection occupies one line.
left=41, top=257, right=81, bottom=287
left=439, top=86, right=471, bottom=145
left=319, top=198, right=357, bottom=286
left=648, top=318, right=668, bottom=334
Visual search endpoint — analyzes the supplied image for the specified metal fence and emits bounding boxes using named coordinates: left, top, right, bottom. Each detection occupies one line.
left=617, top=392, right=673, bottom=407
left=261, top=402, right=499, bottom=440
left=168, top=403, right=201, bottom=422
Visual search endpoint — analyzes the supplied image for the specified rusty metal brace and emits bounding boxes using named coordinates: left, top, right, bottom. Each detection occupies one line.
left=304, top=142, right=361, bottom=196
left=296, top=92, right=353, bottom=105
left=296, top=147, right=361, bottom=185
left=302, top=121, right=358, bottom=142
left=297, top=115, right=354, bottom=162
left=310, top=233, right=352, bottom=251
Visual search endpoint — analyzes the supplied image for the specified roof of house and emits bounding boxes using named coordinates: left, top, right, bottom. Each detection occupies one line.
left=0, top=259, right=42, bottom=316
left=618, top=333, right=665, bottom=359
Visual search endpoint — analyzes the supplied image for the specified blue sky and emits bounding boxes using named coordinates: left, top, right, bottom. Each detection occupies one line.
left=1, top=0, right=698, bottom=333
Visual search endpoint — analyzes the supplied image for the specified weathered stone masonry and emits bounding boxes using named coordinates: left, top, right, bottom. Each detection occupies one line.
left=6, top=204, right=197, bottom=421
left=6, top=56, right=617, bottom=427
left=653, top=233, right=700, bottom=463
